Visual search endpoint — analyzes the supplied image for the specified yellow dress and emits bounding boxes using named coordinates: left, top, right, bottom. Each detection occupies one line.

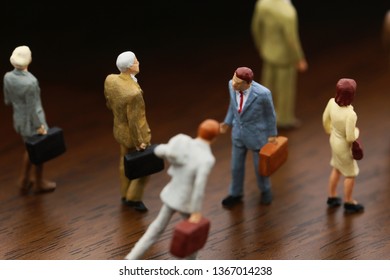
left=322, top=98, right=359, bottom=177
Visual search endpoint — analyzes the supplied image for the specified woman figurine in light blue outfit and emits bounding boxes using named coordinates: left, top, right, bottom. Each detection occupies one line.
left=3, top=45, right=56, bottom=193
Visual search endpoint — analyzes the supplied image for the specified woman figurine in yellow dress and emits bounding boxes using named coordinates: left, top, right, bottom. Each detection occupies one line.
left=322, top=78, right=364, bottom=214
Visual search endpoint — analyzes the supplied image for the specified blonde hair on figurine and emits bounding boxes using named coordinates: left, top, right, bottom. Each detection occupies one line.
left=10, top=45, right=32, bottom=69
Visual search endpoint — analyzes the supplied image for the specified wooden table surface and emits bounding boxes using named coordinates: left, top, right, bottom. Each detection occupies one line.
left=0, top=4, right=389, bottom=260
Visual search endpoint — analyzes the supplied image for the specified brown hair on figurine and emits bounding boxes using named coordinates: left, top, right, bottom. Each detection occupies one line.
left=335, top=78, right=356, bottom=106
left=198, top=119, right=220, bottom=142
left=235, top=67, right=254, bottom=83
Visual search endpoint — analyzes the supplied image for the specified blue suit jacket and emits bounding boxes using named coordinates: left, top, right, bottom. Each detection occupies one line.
left=224, top=80, right=277, bottom=150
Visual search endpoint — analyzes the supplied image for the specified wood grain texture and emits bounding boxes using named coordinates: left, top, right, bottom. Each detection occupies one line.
left=1, top=17, right=389, bottom=260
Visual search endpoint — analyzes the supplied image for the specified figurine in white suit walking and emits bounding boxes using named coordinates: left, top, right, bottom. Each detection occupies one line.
left=125, top=119, right=220, bottom=259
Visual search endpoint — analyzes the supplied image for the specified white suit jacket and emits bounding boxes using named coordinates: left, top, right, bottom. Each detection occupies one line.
left=155, top=134, right=215, bottom=214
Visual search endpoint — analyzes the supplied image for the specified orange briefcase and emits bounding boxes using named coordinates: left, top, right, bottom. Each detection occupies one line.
left=170, top=217, right=210, bottom=258
left=259, top=136, right=288, bottom=176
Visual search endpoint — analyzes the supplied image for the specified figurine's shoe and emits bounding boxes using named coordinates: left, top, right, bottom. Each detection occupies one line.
left=34, top=180, right=56, bottom=193
left=221, top=195, right=242, bottom=208
left=260, top=190, right=273, bottom=205
left=327, top=197, right=342, bottom=207
left=344, top=202, right=364, bottom=214
left=122, top=199, right=148, bottom=212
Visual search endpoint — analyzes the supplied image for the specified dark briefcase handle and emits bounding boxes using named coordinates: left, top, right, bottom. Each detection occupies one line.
left=25, top=126, right=66, bottom=165
left=124, top=144, right=165, bottom=180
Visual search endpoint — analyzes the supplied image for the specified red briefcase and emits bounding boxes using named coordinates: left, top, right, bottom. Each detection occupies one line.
left=170, top=217, right=210, bottom=258
left=259, top=136, right=288, bottom=176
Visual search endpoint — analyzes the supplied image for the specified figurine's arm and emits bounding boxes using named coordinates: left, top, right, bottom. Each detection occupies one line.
left=346, top=112, right=359, bottom=143
left=27, top=86, right=45, bottom=133
left=3, top=78, right=10, bottom=105
left=220, top=122, right=230, bottom=134
left=221, top=84, right=235, bottom=133
left=127, top=94, right=148, bottom=150
left=283, top=9, right=307, bottom=71
left=263, top=91, right=278, bottom=137
left=103, top=77, right=113, bottom=110
left=154, top=143, right=168, bottom=159
left=322, top=99, right=332, bottom=134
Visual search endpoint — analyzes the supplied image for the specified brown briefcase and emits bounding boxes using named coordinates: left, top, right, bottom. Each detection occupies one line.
left=170, top=217, right=210, bottom=258
left=259, top=136, right=288, bottom=176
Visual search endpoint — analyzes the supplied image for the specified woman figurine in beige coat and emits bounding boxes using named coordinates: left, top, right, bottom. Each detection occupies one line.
left=104, top=51, right=151, bottom=212
left=322, top=78, right=364, bottom=214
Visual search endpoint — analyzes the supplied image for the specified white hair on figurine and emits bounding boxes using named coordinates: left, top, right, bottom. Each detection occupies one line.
left=116, top=51, right=135, bottom=73
left=10, top=45, right=32, bottom=69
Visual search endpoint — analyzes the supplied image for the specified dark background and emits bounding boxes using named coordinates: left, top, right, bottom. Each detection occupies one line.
left=0, top=1, right=390, bottom=260
left=0, top=1, right=388, bottom=87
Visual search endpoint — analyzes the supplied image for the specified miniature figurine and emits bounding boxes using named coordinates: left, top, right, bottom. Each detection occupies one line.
left=104, top=51, right=151, bottom=212
left=382, top=10, right=390, bottom=64
left=125, top=119, right=220, bottom=260
left=3, top=45, right=56, bottom=193
left=251, top=0, right=308, bottom=129
left=322, top=78, right=364, bottom=214
left=220, top=67, right=277, bottom=208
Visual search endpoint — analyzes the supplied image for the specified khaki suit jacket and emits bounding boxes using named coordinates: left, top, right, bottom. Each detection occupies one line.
left=104, top=73, right=151, bottom=148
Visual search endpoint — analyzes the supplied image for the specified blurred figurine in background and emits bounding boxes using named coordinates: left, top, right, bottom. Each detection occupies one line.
left=125, top=119, right=219, bottom=260
left=382, top=10, right=390, bottom=64
left=3, top=45, right=56, bottom=194
left=322, top=78, right=364, bottom=214
left=251, top=0, right=308, bottom=129
left=220, top=67, right=277, bottom=208
left=104, top=51, right=151, bottom=212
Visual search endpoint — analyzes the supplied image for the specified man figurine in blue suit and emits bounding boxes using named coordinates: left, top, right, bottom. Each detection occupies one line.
left=220, top=67, right=277, bottom=208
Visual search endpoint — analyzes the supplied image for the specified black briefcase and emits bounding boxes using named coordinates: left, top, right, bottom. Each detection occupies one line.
left=124, top=144, right=164, bottom=180
left=25, top=126, right=66, bottom=165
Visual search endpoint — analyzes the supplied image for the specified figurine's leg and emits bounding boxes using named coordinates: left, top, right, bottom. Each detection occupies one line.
left=276, top=66, right=298, bottom=127
left=229, top=143, right=247, bottom=197
left=252, top=150, right=272, bottom=204
left=326, top=168, right=342, bottom=207
left=280, top=66, right=297, bottom=125
left=19, top=151, right=33, bottom=193
left=328, top=168, right=340, bottom=197
left=261, top=62, right=276, bottom=104
left=119, top=145, right=130, bottom=199
left=33, top=164, right=56, bottom=193
left=125, top=204, right=175, bottom=260
left=343, top=177, right=355, bottom=203
left=343, top=176, right=364, bottom=213
left=126, top=176, right=149, bottom=201
left=252, top=149, right=270, bottom=192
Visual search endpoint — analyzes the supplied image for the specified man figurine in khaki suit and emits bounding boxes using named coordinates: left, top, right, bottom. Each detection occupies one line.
left=104, top=51, right=151, bottom=212
left=251, top=0, right=308, bottom=129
